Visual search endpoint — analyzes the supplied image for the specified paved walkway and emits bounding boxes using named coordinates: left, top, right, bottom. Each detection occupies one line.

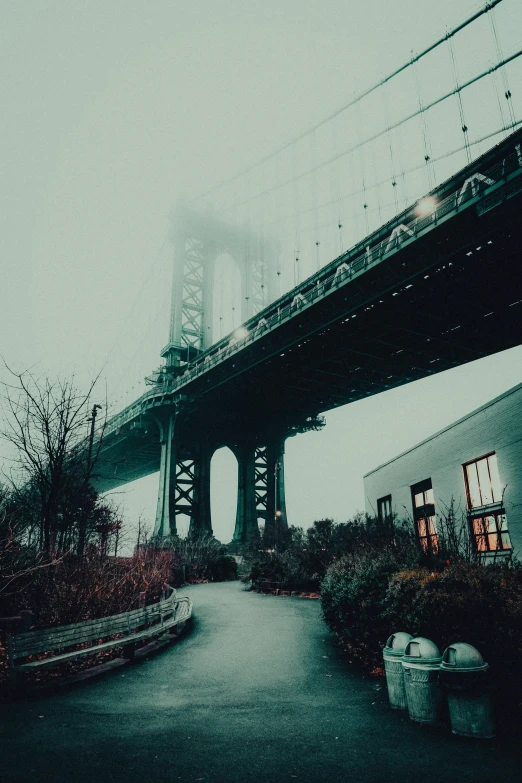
left=1, top=582, right=520, bottom=782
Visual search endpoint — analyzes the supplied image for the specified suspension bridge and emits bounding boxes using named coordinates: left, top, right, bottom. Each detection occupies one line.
left=94, top=0, right=522, bottom=544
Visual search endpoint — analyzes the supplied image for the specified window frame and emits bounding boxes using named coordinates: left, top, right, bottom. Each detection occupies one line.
left=411, top=478, right=438, bottom=555
left=469, top=509, right=511, bottom=553
left=377, top=494, right=392, bottom=523
left=463, top=453, right=511, bottom=554
left=462, top=452, right=503, bottom=510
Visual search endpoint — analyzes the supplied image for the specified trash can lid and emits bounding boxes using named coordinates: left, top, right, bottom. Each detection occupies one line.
left=384, top=631, right=413, bottom=656
left=403, top=637, right=442, bottom=664
left=440, top=642, right=488, bottom=672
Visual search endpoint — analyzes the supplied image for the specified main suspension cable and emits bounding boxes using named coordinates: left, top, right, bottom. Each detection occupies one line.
left=191, top=0, right=506, bottom=205
left=216, top=48, right=522, bottom=216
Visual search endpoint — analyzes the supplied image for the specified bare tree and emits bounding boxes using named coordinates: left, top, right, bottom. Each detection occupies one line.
left=0, top=365, right=107, bottom=554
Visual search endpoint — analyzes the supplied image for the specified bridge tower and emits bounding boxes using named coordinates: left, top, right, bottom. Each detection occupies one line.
left=153, top=205, right=283, bottom=541
left=160, top=203, right=278, bottom=370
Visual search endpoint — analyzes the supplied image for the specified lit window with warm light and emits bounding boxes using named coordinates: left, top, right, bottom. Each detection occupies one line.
left=411, top=479, right=438, bottom=555
left=463, top=453, right=511, bottom=553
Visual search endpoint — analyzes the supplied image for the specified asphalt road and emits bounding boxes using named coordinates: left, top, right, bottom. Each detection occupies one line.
left=1, top=581, right=520, bottom=783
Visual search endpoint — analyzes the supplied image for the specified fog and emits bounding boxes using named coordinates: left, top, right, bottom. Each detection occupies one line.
left=2, top=0, right=521, bottom=545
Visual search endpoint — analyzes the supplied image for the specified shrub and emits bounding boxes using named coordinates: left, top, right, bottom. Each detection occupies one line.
left=385, top=562, right=522, bottom=725
left=146, top=533, right=238, bottom=586
left=244, top=515, right=415, bottom=590
left=321, top=552, right=522, bottom=729
left=321, top=548, right=413, bottom=667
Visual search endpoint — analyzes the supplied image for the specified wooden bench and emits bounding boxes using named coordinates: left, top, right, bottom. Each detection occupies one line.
left=8, top=589, right=192, bottom=691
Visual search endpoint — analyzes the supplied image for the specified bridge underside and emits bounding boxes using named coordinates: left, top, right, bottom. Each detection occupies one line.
left=95, top=131, right=522, bottom=542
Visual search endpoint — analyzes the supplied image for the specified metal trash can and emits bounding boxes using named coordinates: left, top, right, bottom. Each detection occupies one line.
left=440, top=643, right=495, bottom=738
left=383, top=632, right=413, bottom=709
left=402, top=637, right=443, bottom=724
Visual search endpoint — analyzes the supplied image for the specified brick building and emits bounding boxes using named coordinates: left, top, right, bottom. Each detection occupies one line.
left=363, top=382, right=522, bottom=559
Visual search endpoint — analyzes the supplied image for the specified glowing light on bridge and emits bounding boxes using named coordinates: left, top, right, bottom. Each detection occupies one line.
left=415, top=196, right=437, bottom=217
left=232, top=326, right=249, bottom=342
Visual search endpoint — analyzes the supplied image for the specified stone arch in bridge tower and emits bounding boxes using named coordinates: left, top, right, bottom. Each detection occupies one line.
left=160, top=203, right=279, bottom=371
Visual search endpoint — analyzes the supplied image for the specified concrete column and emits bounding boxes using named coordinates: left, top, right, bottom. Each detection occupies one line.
left=233, top=444, right=259, bottom=543
left=153, top=411, right=177, bottom=537
left=188, top=442, right=214, bottom=537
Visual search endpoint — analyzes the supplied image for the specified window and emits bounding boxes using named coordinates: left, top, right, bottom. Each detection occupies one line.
left=411, top=479, right=438, bottom=554
left=464, top=453, right=511, bottom=552
left=470, top=511, right=511, bottom=552
left=464, top=453, right=503, bottom=508
left=377, top=495, right=392, bottom=522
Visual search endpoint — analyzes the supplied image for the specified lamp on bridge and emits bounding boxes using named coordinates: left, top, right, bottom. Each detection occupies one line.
left=231, top=326, right=249, bottom=343
left=415, top=196, right=437, bottom=217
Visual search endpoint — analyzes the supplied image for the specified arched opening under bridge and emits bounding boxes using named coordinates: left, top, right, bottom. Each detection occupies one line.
left=211, top=446, right=239, bottom=543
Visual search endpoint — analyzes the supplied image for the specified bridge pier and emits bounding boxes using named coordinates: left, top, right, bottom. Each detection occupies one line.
left=154, top=412, right=177, bottom=537
left=263, top=437, right=288, bottom=548
left=233, top=443, right=258, bottom=543
left=154, top=410, right=214, bottom=538
left=187, top=442, right=214, bottom=538
left=232, top=435, right=288, bottom=545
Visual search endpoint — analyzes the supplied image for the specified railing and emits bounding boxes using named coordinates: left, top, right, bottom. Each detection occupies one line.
left=8, top=587, right=193, bottom=689
left=105, top=137, right=522, bottom=436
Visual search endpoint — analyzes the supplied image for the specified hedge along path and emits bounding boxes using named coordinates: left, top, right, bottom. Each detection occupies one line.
left=8, top=588, right=192, bottom=691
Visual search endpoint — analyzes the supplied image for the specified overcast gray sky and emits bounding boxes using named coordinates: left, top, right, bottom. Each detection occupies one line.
left=2, top=0, right=521, bottom=546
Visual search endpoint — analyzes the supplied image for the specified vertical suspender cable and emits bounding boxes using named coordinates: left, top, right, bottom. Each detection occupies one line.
left=383, top=77, right=399, bottom=217
left=291, top=144, right=300, bottom=286
left=447, top=33, right=472, bottom=164
left=310, top=130, right=321, bottom=271
left=332, top=116, right=344, bottom=251
left=412, top=50, right=437, bottom=187
left=488, top=6, right=517, bottom=131
left=260, top=160, right=267, bottom=311
left=356, top=100, right=369, bottom=236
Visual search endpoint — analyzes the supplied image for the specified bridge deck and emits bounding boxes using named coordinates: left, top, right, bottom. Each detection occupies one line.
left=96, top=129, right=522, bottom=491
